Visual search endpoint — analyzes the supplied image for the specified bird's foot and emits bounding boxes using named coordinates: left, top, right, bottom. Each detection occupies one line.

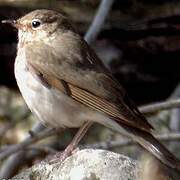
left=47, top=122, right=91, bottom=165
left=48, top=146, right=79, bottom=165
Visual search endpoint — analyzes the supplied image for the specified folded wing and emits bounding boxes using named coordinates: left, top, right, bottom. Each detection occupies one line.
left=26, top=39, right=153, bottom=132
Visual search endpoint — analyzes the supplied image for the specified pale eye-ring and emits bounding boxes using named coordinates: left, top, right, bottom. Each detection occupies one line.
left=31, top=19, right=42, bottom=29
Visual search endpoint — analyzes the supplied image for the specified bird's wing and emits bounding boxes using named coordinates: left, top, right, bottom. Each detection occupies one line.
left=25, top=39, right=153, bottom=132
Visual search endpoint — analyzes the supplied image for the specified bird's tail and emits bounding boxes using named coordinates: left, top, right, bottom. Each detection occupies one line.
left=99, top=116, right=180, bottom=171
left=122, top=124, right=180, bottom=171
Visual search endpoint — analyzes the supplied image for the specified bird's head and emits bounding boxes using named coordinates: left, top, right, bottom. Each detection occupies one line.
left=2, top=9, right=74, bottom=44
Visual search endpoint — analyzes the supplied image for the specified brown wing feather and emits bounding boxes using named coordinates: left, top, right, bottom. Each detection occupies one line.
left=67, top=82, right=153, bottom=132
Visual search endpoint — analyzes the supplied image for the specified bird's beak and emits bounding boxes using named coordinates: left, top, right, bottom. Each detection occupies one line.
left=1, top=19, right=19, bottom=28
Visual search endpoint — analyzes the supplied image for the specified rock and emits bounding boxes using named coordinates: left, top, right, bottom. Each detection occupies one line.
left=12, top=149, right=140, bottom=180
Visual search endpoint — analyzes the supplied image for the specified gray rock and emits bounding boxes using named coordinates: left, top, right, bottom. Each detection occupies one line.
left=12, top=149, right=140, bottom=180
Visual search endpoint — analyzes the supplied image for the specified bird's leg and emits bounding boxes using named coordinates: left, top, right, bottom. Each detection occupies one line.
left=50, top=121, right=93, bottom=164
left=62, top=121, right=93, bottom=157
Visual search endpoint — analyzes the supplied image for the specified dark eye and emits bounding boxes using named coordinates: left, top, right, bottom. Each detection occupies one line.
left=32, top=19, right=41, bottom=29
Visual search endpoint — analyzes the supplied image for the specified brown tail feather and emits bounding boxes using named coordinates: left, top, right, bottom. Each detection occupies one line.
left=122, top=124, right=180, bottom=171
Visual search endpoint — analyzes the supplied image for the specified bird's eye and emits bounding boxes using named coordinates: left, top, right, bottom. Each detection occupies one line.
left=31, top=19, right=41, bottom=29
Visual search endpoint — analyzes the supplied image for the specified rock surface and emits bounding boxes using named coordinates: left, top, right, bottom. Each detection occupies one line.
left=12, top=149, right=140, bottom=180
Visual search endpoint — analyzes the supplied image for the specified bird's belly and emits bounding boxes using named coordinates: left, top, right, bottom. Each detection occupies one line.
left=14, top=59, right=86, bottom=128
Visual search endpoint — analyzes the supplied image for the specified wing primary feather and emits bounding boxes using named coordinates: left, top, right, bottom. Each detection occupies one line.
left=68, top=83, right=151, bottom=132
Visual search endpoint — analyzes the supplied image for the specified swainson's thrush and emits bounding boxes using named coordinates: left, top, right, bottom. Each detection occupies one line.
left=2, top=9, right=180, bottom=170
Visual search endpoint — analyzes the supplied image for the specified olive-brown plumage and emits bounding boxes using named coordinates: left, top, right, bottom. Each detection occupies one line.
left=3, top=9, right=180, bottom=170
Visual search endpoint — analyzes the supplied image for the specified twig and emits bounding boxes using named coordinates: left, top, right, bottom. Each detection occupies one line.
left=28, top=144, right=58, bottom=154
left=0, top=122, right=46, bottom=179
left=0, top=110, right=31, bottom=138
left=85, top=0, right=115, bottom=44
left=0, top=128, right=58, bottom=161
left=84, top=132, right=180, bottom=149
left=139, top=99, right=180, bottom=114
left=0, top=141, right=62, bottom=179
left=0, top=145, right=14, bottom=153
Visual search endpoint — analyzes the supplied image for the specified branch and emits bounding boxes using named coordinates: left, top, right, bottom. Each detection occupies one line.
left=85, top=0, right=115, bottom=44
left=0, top=110, right=31, bottom=138
left=0, top=142, right=63, bottom=180
left=84, top=132, right=180, bottom=150
left=28, top=144, right=58, bottom=154
left=139, top=99, right=180, bottom=114
left=0, top=127, right=58, bottom=161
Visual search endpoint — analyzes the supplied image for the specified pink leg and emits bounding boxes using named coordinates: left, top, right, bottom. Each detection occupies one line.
left=50, top=121, right=93, bottom=164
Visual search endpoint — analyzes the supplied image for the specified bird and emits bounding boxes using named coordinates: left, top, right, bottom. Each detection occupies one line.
left=2, top=9, right=180, bottom=170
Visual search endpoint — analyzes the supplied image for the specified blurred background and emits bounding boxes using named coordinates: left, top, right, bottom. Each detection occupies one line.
left=0, top=0, right=180, bottom=178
